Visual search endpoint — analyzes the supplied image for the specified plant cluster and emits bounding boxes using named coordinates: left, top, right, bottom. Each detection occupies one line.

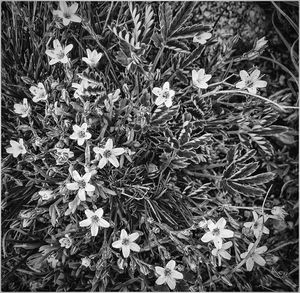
left=1, top=1, right=298, bottom=291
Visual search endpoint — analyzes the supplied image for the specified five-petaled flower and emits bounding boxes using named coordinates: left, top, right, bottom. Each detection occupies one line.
left=243, top=211, right=269, bottom=239
left=38, top=190, right=54, bottom=201
left=29, top=83, right=48, bottom=103
left=55, top=148, right=74, bottom=165
left=14, top=98, right=30, bottom=118
left=155, top=260, right=183, bottom=290
left=240, top=243, right=268, bottom=271
left=270, top=206, right=288, bottom=221
left=212, top=241, right=233, bottom=266
left=59, top=234, right=73, bottom=249
left=45, top=39, right=73, bottom=65
left=70, top=123, right=92, bottom=146
left=82, top=49, right=103, bottom=67
left=112, top=229, right=141, bottom=258
left=192, top=69, right=212, bottom=89
left=52, top=1, right=81, bottom=26
left=193, top=32, right=212, bottom=45
left=201, top=217, right=234, bottom=249
left=81, top=257, right=91, bottom=268
left=152, top=82, right=175, bottom=108
left=236, top=69, right=267, bottom=94
left=93, top=138, right=124, bottom=168
left=79, top=208, right=110, bottom=236
left=6, top=139, right=27, bottom=158
left=66, top=170, right=95, bottom=201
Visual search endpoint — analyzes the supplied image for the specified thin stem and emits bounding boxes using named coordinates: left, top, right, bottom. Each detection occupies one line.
left=151, top=46, right=164, bottom=74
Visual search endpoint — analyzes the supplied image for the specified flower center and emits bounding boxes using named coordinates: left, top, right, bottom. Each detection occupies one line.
left=253, top=222, right=259, bottom=229
left=78, top=130, right=86, bottom=138
left=164, top=268, right=172, bottom=277
left=91, top=215, right=99, bottom=224
left=212, top=228, right=220, bottom=236
left=57, top=50, right=66, bottom=60
left=122, top=238, right=130, bottom=246
left=162, top=91, right=169, bottom=100
left=78, top=180, right=86, bottom=189
left=63, top=12, right=71, bottom=19
left=103, top=150, right=112, bottom=158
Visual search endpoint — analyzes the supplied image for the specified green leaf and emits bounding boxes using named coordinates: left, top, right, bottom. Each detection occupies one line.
left=169, top=2, right=196, bottom=36
left=159, top=2, right=172, bottom=41
left=151, top=105, right=179, bottom=126
left=230, top=162, right=259, bottom=179
left=226, top=180, right=265, bottom=197
left=170, top=24, right=211, bottom=40
left=151, top=32, right=164, bottom=48
left=181, top=45, right=205, bottom=69
left=233, top=172, right=276, bottom=185
left=165, top=39, right=190, bottom=53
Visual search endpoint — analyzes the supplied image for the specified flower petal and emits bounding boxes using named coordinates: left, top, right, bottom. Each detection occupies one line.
left=220, top=228, right=234, bottom=238
left=85, top=209, right=94, bottom=218
left=85, top=183, right=95, bottom=192
left=166, top=277, right=176, bottom=290
left=66, top=182, right=79, bottom=190
left=128, top=232, right=139, bottom=242
left=201, top=231, right=214, bottom=243
left=120, top=229, right=128, bottom=239
left=219, top=250, right=231, bottom=260
left=252, top=254, right=266, bottom=266
left=64, top=44, right=73, bottom=55
left=108, top=155, right=119, bottom=168
left=216, top=217, right=226, bottom=229
left=112, top=148, right=125, bottom=156
left=171, top=270, right=183, bottom=280
left=122, top=245, right=130, bottom=258
left=213, top=236, right=223, bottom=249
left=79, top=219, right=91, bottom=227
left=166, top=260, right=176, bottom=270
left=112, top=240, right=122, bottom=249
left=255, top=245, right=268, bottom=254
left=251, top=69, right=261, bottom=80
left=69, top=3, right=78, bottom=14
left=240, top=70, right=249, bottom=81
left=98, top=157, right=108, bottom=169
left=246, top=258, right=254, bottom=271
left=78, top=188, right=86, bottom=201
left=152, top=87, right=162, bottom=96
left=254, top=80, right=267, bottom=88
left=129, top=242, right=140, bottom=252
left=91, top=223, right=99, bottom=236
left=95, top=208, right=104, bottom=218
left=98, top=218, right=110, bottom=228
left=155, top=266, right=165, bottom=275
left=155, top=275, right=166, bottom=285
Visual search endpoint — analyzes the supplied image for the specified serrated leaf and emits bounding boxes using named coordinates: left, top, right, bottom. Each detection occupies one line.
left=151, top=105, right=179, bottom=126
left=159, top=2, right=172, bottom=41
left=170, top=24, right=211, bottom=40
left=229, top=162, right=259, bottom=179
left=233, top=172, right=275, bottom=185
left=169, top=2, right=196, bottom=36
left=151, top=32, right=164, bottom=48
left=223, top=162, right=236, bottom=179
left=251, top=125, right=290, bottom=136
left=165, top=39, right=190, bottom=53
left=226, top=180, right=265, bottom=197
left=181, top=45, right=205, bottom=69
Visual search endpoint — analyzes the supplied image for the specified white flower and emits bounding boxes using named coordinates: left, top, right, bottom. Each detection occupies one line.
left=93, top=138, right=124, bottom=168
left=6, top=139, right=27, bottom=158
left=79, top=208, right=110, bottom=237
left=198, top=219, right=208, bottom=228
left=201, top=217, right=234, bottom=249
left=72, top=79, right=92, bottom=99
left=52, top=1, right=81, bottom=26
left=81, top=257, right=91, bottom=268
left=254, top=37, right=268, bottom=51
left=155, top=260, right=183, bottom=290
left=240, top=243, right=268, bottom=271
left=14, top=98, right=30, bottom=118
left=112, top=229, right=140, bottom=258
left=45, top=39, right=73, bottom=65
left=66, top=170, right=95, bottom=201
left=82, top=49, right=103, bottom=67
left=243, top=211, right=269, bottom=239
left=38, top=190, right=54, bottom=201
left=212, top=241, right=232, bottom=266
left=152, top=82, right=175, bottom=108
left=69, top=123, right=92, bottom=146
left=236, top=69, right=267, bottom=94
left=59, top=234, right=73, bottom=249
left=55, top=148, right=74, bottom=165
left=193, top=32, right=212, bottom=45
left=192, top=69, right=212, bottom=89
left=29, top=83, right=48, bottom=103
left=270, top=206, right=288, bottom=221
left=47, top=254, right=59, bottom=268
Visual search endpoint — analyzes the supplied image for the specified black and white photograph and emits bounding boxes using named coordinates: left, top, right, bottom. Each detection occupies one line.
left=1, top=1, right=299, bottom=291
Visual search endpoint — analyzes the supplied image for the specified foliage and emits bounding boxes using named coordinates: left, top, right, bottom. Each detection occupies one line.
left=1, top=1, right=299, bottom=292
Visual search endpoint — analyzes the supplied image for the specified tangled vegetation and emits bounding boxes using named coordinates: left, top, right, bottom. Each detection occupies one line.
left=1, top=1, right=299, bottom=291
